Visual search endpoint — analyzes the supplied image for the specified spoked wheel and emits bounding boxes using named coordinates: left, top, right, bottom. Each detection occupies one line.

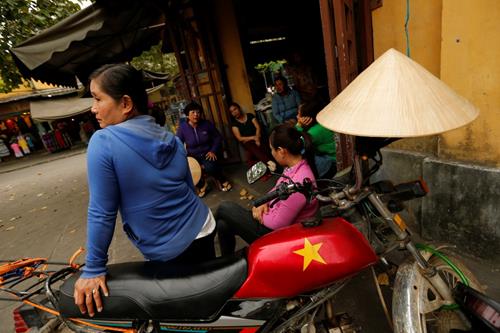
left=392, top=249, right=484, bottom=333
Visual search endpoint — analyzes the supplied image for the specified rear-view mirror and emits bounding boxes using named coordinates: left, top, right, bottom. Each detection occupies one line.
left=247, top=161, right=268, bottom=184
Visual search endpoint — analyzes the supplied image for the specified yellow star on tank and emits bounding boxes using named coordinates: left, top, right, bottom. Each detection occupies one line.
left=293, top=238, right=326, bottom=271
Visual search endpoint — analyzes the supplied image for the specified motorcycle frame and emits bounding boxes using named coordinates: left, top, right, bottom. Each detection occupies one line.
left=344, top=153, right=456, bottom=304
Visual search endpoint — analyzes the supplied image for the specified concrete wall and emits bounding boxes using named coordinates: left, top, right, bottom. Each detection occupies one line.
left=377, top=149, right=500, bottom=261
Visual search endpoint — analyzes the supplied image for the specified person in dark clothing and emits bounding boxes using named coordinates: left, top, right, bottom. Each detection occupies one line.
left=229, top=102, right=276, bottom=171
left=176, top=102, right=231, bottom=197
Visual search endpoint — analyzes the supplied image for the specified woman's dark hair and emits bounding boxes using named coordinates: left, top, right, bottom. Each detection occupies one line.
left=183, top=101, right=203, bottom=116
left=270, top=123, right=318, bottom=177
left=149, top=106, right=166, bottom=126
left=228, top=102, right=241, bottom=110
left=299, top=99, right=327, bottom=128
left=274, top=75, right=289, bottom=88
left=228, top=102, right=242, bottom=117
left=89, top=64, right=148, bottom=115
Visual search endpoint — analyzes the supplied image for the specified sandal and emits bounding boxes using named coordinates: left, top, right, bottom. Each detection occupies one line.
left=197, top=182, right=208, bottom=198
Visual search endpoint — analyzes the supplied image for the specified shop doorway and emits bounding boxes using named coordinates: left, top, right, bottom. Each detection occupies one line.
left=166, top=1, right=240, bottom=163
left=234, top=0, right=374, bottom=169
left=234, top=0, right=329, bottom=105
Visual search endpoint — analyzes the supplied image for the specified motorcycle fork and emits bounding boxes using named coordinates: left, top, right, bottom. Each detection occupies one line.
left=367, top=193, right=455, bottom=303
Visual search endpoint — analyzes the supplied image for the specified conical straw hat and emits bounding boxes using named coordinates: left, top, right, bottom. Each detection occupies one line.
left=317, top=48, right=479, bottom=137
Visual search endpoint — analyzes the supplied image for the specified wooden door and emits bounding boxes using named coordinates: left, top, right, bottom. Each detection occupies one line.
left=320, top=0, right=373, bottom=170
left=166, top=2, right=239, bottom=162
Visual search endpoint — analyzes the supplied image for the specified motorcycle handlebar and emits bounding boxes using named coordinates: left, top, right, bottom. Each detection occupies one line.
left=252, top=182, right=296, bottom=207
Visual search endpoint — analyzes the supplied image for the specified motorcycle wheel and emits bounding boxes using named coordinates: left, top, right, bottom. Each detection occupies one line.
left=392, top=249, right=484, bottom=333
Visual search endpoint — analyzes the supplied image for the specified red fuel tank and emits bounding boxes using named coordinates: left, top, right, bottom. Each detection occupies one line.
left=234, top=217, right=378, bottom=298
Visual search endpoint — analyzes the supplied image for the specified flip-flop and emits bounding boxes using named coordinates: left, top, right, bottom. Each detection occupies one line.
left=198, top=183, right=208, bottom=198
left=221, top=181, right=232, bottom=192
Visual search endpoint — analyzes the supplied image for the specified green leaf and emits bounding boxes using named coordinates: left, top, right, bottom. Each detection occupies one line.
left=0, top=0, right=87, bottom=92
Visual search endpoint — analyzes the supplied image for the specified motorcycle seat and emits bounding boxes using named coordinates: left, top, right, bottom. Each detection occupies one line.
left=58, top=254, right=247, bottom=321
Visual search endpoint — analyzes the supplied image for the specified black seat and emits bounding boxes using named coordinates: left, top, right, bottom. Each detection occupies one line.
left=58, top=254, right=247, bottom=321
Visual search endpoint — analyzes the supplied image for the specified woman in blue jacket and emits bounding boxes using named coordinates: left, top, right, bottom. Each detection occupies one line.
left=272, top=75, right=301, bottom=123
left=74, top=64, right=215, bottom=317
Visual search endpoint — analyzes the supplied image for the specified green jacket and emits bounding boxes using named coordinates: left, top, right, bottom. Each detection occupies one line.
left=296, top=123, right=336, bottom=161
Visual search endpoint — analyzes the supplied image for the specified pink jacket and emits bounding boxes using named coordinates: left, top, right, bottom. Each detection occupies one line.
left=263, top=159, right=318, bottom=230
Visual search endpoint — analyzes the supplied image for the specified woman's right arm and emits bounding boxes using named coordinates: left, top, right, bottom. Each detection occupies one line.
left=74, top=132, right=119, bottom=316
left=83, top=132, right=120, bottom=278
left=231, top=126, right=257, bottom=143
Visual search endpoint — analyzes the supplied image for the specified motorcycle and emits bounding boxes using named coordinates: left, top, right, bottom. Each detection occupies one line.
left=1, top=137, right=496, bottom=333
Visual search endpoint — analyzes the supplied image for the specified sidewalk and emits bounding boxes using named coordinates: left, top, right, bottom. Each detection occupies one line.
left=0, top=144, right=88, bottom=175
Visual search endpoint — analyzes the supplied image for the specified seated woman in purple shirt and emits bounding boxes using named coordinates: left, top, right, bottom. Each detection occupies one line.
left=176, top=102, right=231, bottom=197
left=215, top=123, right=319, bottom=255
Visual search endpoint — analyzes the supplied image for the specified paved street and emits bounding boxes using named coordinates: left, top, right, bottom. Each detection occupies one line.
left=0, top=153, right=135, bottom=331
left=0, top=151, right=270, bottom=332
left=0, top=151, right=498, bottom=333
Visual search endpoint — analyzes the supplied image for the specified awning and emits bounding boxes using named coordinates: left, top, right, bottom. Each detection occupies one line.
left=10, top=0, right=166, bottom=88
left=30, top=98, right=93, bottom=121
left=30, top=85, right=167, bottom=121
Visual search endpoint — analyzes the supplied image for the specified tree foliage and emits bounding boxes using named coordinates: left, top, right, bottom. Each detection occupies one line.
left=0, top=0, right=83, bottom=93
left=131, top=42, right=179, bottom=78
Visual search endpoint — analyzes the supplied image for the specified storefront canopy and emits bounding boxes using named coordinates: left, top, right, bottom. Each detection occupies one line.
left=10, top=0, right=166, bottom=88
left=30, top=98, right=93, bottom=121
left=30, top=84, right=166, bottom=122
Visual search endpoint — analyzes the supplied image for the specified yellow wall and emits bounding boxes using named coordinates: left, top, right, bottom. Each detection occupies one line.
left=439, top=0, right=500, bottom=166
left=372, top=0, right=443, bottom=155
left=372, top=0, right=442, bottom=77
left=213, top=0, right=254, bottom=115
left=372, top=0, right=500, bottom=166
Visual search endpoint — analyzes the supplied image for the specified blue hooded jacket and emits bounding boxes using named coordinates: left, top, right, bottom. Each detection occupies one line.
left=83, top=115, right=208, bottom=278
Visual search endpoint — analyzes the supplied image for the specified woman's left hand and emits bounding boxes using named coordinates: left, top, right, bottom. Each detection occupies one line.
left=252, top=204, right=269, bottom=223
left=205, top=151, right=217, bottom=161
left=74, top=275, right=109, bottom=317
left=297, top=116, right=312, bottom=128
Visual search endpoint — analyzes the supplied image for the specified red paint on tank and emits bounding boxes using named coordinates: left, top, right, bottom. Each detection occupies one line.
left=234, top=217, right=377, bottom=298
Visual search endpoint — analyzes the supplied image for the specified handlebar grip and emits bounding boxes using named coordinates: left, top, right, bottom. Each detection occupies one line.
left=252, top=189, right=282, bottom=207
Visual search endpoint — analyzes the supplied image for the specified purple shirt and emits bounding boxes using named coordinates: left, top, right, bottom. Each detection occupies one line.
left=176, top=120, right=222, bottom=159
left=262, top=159, right=318, bottom=229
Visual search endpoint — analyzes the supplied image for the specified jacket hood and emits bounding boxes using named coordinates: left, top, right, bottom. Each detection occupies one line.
left=106, top=115, right=178, bottom=169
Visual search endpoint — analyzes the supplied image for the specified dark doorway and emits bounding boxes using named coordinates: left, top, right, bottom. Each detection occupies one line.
left=233, top=0, right=329, bottom=104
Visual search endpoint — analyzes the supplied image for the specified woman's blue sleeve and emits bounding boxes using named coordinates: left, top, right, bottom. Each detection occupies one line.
left=82, top=132, right=119, bottom=278
left=272, top=96, right=283, bottom=123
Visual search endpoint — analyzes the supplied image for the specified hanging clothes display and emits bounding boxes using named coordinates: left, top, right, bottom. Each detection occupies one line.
left=10, top=142, right=24, bottom=158
left=41, top=130, right=72, bottom=153
left=0, top=139, right=10, bottom=159
left=54, top=129, right=66, bottom=148
left=25, top=134, right=35, bottom=149
left=21, top=114, right=33, bottom=128
left=41, top=132, right=57, bottom=153
left=17, top=135, right=30, bottom=155
left=16, top=116, right=30, bottom=133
